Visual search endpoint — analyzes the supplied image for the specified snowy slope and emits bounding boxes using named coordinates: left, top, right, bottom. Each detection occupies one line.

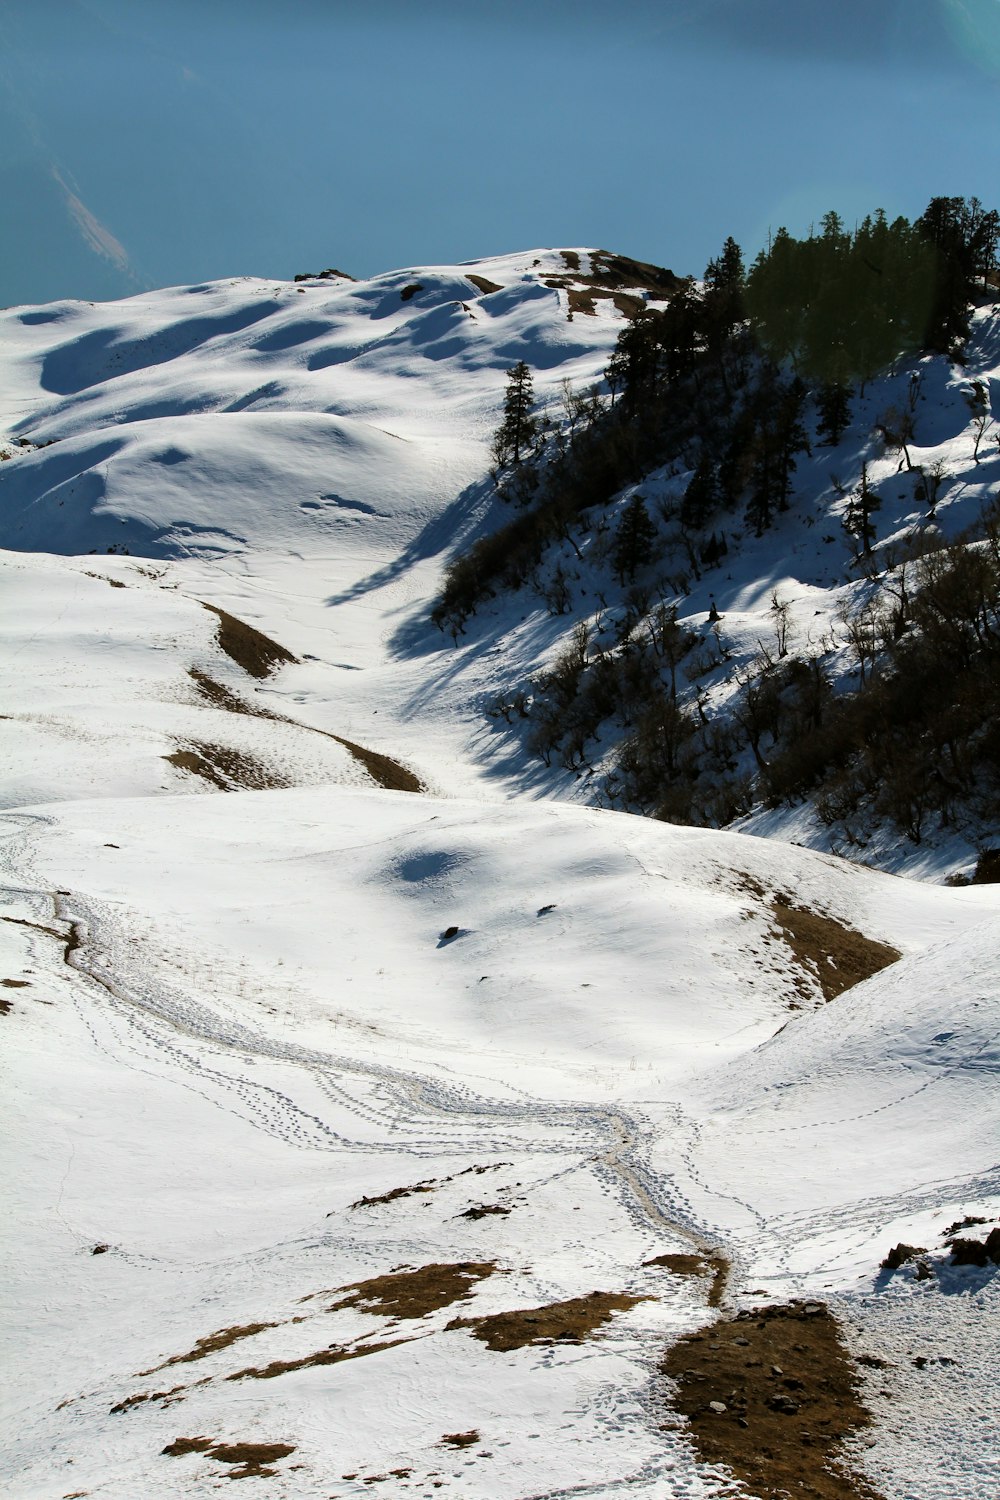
left=2, top=253, right=999, bottom=1500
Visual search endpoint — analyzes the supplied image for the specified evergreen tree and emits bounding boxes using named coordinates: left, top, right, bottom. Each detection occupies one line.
left=493, top=360, right=537, bottom=467
left=680, top=454, right=721, bottom=531
left=703, top=236, right=745, bottom=363
left=606, top=313, right=661, bottom=413
left=612, top=494, right=657, bottom=583
left=842, top=462, right=881, bottom=556
left=816, top=381, right=853, bottom=445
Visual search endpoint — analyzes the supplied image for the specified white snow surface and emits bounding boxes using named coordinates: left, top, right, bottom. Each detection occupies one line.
left=2, top=253, right=999, bottom=1499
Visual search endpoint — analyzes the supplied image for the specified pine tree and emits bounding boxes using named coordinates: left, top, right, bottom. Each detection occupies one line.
left=612, top=494, right=657, bottom=583
left=816, top=381, right=853, bottom=446
left=680, top=455, right=721, bottom=531
left=842, top=462, right=881, bottom=556
left=493, top=360, right=537, bottom=467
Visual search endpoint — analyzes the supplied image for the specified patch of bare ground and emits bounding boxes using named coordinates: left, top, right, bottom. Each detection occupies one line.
left=331, top=733, right=423, bottom=793
left=84, top=571, right=126, bottom=587
left=734, top=873, right=900, bottom=1004
left=202, top=603, right=297, bottom=679
left=187, top=667, right=279, bottom=718
left=661, top=1300, right=886, bottom=1500
left=308, top=1260, right=497, bottom=1319
left=590, top=250, right=682, bottom=296
left=110, top=1384, right=186, bottom=1414
left=144, top=1322, right=280, bottom=1374
left=349, top=1179, right=437, bottom=1209
left=770, top=894, right=900, bottom=1003
left=644, top=1252, right=730, bottom=1308
left=566, top=286, right=646, bottom=318
left=164, top=742, right=292, bottom=791
left=162, top=1436, right=296, bottom=1479
left=226, top=1337, right=409, bottom=1382
left=449, top=1291, right=647, bottom=1351
left=347, top=1163, right=509, bottom=1212
left=186, top=667, right=424, bottom=792
left=466, top=274, right=502, bottom=295
left=440, top=1429, right=480, bottom=1448
left=539, top=249, right=681, bottom=317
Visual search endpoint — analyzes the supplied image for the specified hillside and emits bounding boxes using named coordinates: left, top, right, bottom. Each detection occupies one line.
left=1, top=245, right=999, bottom=1500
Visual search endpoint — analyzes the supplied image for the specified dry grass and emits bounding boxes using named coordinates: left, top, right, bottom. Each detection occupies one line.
left=227, top=1337, right=408, bottom=1383
left=661, top=1300, right=886, bottom=1500
left=186, top=667, right=424, bottom=793
left=644, top=1252, right=730, bottom=1307
left=110, top=1384, right=186, bottom=1414
left=350, top=1179, right=438, bottom=1209
left=148, top=1322, right=279, bottom=1373
left=165, top=743, right=292, bottom=791
left=440, top=1429, right=480, bottom=1448
left=202, top=604, right=297, bottom=679
left=321, top=1260, right=497, bottom=1319
left=589, top=250, right=681, bottom=296
left=448, top=1290, right=647, bottom=1351
left=187, top=667, right=279, bottom=718
left=331, top=733, right=423, bottom=793
left=162, top=1436, right=296, bottom=1479
left=770, top=894, right=900, bottom=1003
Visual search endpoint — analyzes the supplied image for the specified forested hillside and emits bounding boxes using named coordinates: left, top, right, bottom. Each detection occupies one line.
left=434, top=198, right=1000, bottom=871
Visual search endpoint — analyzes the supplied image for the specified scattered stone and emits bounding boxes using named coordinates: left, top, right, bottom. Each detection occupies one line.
left=949, top=1237, right=990, bottom=1267
left=881, top=1243, right=927, bottom=1270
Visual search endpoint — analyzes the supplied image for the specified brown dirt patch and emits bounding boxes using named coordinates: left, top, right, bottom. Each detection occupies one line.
left=111, top=1384, right=186, bottom=1414
left=350, top=1179, right=438, bottom=1209
left=227, top=1337, right=408, bottom=1382
left=187, top=667, right=279, bottom=718
left=770, top=895, right=900, bottom=1003
left=566, top=287, right=646, bottom=318
left=0, top=997, right=12, bottom=1015
left=644, top=1253, right=730, bottom=1307
left=163, top=1436, right=296, bottom=1479
left=315, top=1261, right=497, bottom=1320
left=467, top=274, right=502, bottom=295
left=185, top=668, right=423, bottom=792
left=449, top=1291, right=647, bottom=1351
left=440, top=1429, right=480, bottom=1448
left=331, top=733, right=423, bottom=793
left=661, top=1300, right=885, bottom=1500
left=146, top=1322, right=279, bottom=1374
left=348, top=1163, right=507, bottom=1211
left=202, top=604, right=297, bottom=679
left=2, top=978, right=31, bottom=987
left=165, top=742, right=292, bottom=791
left=590, top=250, right=682, bottom=296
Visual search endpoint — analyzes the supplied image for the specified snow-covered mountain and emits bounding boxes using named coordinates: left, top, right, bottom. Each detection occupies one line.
left=2, top=251, right=998, bottom=1500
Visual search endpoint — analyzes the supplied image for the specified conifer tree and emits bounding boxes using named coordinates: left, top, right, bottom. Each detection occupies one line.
left=816, top=381, right=853, bottom=446
left=842, top=462, right=881, bottom=556
left=493, top=360, right=537, bottom=467
left=680, top=454, right=721, bottom=531
left=612, top=494, right=657, bottom=583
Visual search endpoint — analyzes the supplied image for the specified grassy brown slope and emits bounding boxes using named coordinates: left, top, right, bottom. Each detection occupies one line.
left=662, top=1301, right=885, bottom=1500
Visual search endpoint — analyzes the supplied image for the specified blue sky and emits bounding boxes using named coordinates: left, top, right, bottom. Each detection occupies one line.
left=1, top=0, right=998, bottom=305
